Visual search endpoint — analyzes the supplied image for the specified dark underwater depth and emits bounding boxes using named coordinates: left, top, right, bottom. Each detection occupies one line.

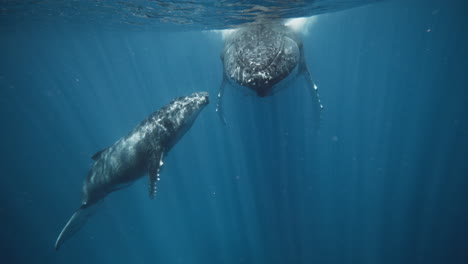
left=1, top=0, right=467, bottom=263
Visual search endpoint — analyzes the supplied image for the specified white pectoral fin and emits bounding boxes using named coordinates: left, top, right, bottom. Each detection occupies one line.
left=298, top=57, right=323, bottom=130
left=148, top=150, right=164, bottom=199
left=216, top=73, right=228, bottom=126
left=55, top=203, right=99, bottom=250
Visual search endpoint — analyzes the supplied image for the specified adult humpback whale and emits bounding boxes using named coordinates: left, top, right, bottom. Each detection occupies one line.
left=55, top=92, right=209, bottom=250
left=216, top=22, right=323, bottom=123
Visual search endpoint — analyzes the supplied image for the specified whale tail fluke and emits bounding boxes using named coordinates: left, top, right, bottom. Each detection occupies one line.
left=55, top=203, right=98, bottom=250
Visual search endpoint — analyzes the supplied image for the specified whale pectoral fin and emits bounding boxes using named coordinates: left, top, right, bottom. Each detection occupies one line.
left=298, top=56, right=323, bottom=130
left=55, top=203, right=99, bottom=250
left=216, top=74, right=228, bottom=126
left=148, top=150, right=164, bottom=199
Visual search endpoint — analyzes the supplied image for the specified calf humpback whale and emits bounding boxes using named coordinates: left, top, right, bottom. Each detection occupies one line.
left=55, top=92, right=209, bottom=250
left=216, top=22, right=323, bottom=124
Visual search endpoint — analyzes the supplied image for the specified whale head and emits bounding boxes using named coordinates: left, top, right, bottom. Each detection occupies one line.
left=165, top=91, right=209, bottom=127
left=158, top=92, right=209, bottom=149
left=223, top=23, right=300, bottom=97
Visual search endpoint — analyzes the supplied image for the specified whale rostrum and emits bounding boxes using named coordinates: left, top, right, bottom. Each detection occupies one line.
left=55, top=92, right=209, bottom=250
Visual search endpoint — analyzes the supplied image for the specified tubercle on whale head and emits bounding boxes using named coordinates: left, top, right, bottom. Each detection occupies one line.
left=158, top=91, right=209, bottom=149
left=178, top=92, right=208, bottom=124
left=190, top=91, right=209, bottom=105
left=222, top=23, right=300, bottom=96
left=170, top=92, right=209, bottom=109
left=171, top=92, right=209, bottom=118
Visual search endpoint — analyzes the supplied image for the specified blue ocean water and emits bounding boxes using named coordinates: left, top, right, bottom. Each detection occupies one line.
left=1, top=0, right=467, bottom=263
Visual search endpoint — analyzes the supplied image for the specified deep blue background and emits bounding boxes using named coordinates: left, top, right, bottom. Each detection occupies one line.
left=1, top=0, right=467, bottom=263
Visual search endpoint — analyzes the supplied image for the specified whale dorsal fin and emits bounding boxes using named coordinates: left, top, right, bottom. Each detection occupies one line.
left=148, top=149, right=164, bottom=199
left=91, top=147, right=109, bottom=161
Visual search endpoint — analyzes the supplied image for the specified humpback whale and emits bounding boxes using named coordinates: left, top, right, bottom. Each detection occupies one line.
left=216, top=22, right=323, bottom=123
left=55, top=92, right=209, bottom=250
